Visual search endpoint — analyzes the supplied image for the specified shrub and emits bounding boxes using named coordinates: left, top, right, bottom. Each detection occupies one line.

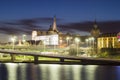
left=69, top=48, right=77, bottom=56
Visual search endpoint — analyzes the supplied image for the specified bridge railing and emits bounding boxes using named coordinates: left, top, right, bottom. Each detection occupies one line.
left=0, top=49, right=120, bottom=65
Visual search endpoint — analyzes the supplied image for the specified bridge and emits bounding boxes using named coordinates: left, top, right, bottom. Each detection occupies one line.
left=0, top=50, right=120, bottom=65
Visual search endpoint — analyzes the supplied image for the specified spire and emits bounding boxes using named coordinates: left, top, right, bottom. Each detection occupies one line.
left=53, top=16, right=56, bottom=30
left=91, top=19, right=100, bottom=38
left=94, top=19, right=98, bottom=28
left=52, top=16, right=59, bottom=32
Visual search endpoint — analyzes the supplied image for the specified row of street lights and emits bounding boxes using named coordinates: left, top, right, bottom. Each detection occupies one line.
left=75, top=37, right=80, bottom=56
left=66, top=37, right=80, bottom=46
left=11, top=36, right=17, bottom=50
left=85, top=37, right=95, bottom=47
left=66, top=37, right=80, bottom=56
left=66, top=36, right=95, bottom=56
left=10, top=34, right=27, bottom=50
left=85, top=37, right=95, bottom=54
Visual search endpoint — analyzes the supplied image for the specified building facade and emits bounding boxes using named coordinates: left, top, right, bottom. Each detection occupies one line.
left=31, top=16, right=81, bottom=47
left=32, top=16, right=61, bottom=46
left=97, top=33, right=120, bottom=49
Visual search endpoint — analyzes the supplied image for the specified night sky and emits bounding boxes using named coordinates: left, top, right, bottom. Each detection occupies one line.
left=0, top=0, right=120, bottom=42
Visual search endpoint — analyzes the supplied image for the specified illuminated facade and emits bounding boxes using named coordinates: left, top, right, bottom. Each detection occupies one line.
left=32, top=16, right=60, bottom=45
left=97, top=33, right=120, bottom=49
left=31, top=16, right=81, bottom=46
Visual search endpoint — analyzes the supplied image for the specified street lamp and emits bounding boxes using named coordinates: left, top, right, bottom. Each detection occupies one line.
left=90, top=37, right=95, bottom=48
left=85, top=39, right=89, bottom=47
left=11, top=36, right=17, bottom=50
left=66, top=37, right=70, bottom=46
left=22, top=34, right=26, bottom=42
left=75, top=37, right=80, bottom=56
left=43, top=41, right=46, bottom=52
left=88, top=37, right=95, bottom=54
left=22, top=34, right=26, bottom=45
left=22, top=34, right=27, bottom=59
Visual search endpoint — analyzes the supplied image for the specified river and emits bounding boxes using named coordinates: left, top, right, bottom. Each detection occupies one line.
left=0, top=63, right=120, bottom=80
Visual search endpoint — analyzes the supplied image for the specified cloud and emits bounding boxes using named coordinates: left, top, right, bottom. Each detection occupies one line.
left=58, top=21, right=120, bottom=34
left=0, top=17, right=120, bottom=36
left=0, top=17, right=61, bottom=35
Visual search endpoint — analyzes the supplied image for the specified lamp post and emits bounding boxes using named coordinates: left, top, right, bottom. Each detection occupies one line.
left=85, top=38, right=89, bottom=56
left=22, top=34, right=26, bottom=60
left=91, top=37, right=95, bottom=49
left=85, top=39, right=89, bottom=47
left=22, top=34, right=26, bottom=42
left=11, top=36, right=16, bottom=50
left=66, top=37, right=70, bottom=46
left=43, top=41, right=46, bottom=52
left=75, top=37, right=80, bottom=56
left=88, top=37, right=95, bottom=55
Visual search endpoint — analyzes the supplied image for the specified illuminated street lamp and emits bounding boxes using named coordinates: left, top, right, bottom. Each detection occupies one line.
left=22, top=34, right=26, bottom=42
left=85, top=39, right=89, bottom=47
left=90, top=37, right=95, bottom=48
left=88, top=37, right=95, bottom=54
left=43, top=41, right=46, bottom=52
left=66, top=37, right=70, bottom=46
left=11, top=36, right=17, bottom=50
left=75, top=37, right=80, bottom=56
left=22, top=34, right=26, bottom=59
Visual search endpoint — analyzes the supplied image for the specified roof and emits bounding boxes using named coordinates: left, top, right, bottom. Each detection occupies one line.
left=98, top=32, right=118, bottom=37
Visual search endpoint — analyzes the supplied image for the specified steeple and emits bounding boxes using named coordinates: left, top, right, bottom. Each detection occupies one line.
left=48, top=16, right=59, bottom=34
left=52, top=16, right=59, bottom=32
left=94, top=19, right=98, bottom=28
left=91, top=20, right=100, bottom=38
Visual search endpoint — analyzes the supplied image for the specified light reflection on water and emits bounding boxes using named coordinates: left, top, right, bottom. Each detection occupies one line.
left=17, top=63, right=27, bottom=80
left=5, top=63, right=18, bottom=80
left=0, top=63, right=120, bottom=80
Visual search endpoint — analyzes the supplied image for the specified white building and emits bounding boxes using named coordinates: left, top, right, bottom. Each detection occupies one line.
left=32, top=16, right=61, bottom=45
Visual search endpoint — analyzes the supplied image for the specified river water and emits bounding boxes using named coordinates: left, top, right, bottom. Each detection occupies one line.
left=0, top=63, right=120, bottom=80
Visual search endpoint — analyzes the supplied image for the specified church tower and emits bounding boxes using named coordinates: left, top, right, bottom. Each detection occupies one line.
left=48, top=16, right=59, bottom=33
left=91, top=20, right=100, bottom=38
left=91, top=20, right=100, bottom=54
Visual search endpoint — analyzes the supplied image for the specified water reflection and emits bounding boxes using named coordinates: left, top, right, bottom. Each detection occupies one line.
left=49, top=65, right=60, bottom=80
left=61, top=65, right=73, bottom=80
left=39, top=64, right=50, bottom=80
left=116, top=66, right=120, bottom=79
left=95, top=66, right=120, bottom=80
left=17, top=63, right=27, bottom=80
left=0, top=63, right=120, bottom=80
left=0, top=63, right=8, bottom=80
left=5, top=63, right=18, bottom=80
left=72, top=65, right=82, bottom=80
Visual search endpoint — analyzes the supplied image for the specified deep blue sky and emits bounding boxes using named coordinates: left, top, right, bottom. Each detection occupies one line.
left=0, top=0, right=120, bottom=22
left=0, top=0, right=120, bottom=42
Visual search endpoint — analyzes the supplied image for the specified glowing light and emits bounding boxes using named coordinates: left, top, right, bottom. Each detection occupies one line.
left=85, top=39, right=89, bottom=42
left=49, top=64, right=61, bottom=80
left=11, top=36, right=17, bottom=50
left=36, top=34, right=59, bottom=45
left=75, top=37, right=80, bottom=56
left=75, top=37, right=80, bottom=43
left=5, top=63, right=18, bottom=80
left=22, top=34, right=26, bottom=42
left=72, top=65, right=82, bottom=80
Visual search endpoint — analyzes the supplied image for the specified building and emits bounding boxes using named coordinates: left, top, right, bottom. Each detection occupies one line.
left=32, top=16, right=61, bottom=46
left=97, top=32, right=120, bottom=49
left=31, top=16, right=82, bottom=47
left=90, top=20, right=101, bottom=53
